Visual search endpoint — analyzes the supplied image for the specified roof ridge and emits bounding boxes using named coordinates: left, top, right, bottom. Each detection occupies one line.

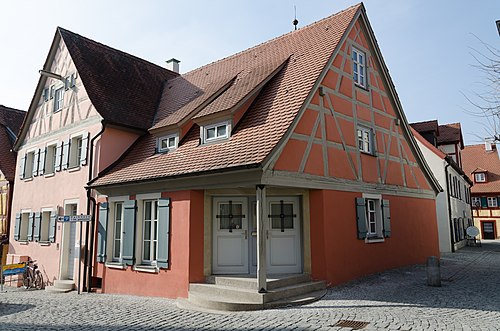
left=182, top=3, right=362, bottom=76
left=0, top=105, right=25, bottom=113
left=57, top=27, right=177, bottom=76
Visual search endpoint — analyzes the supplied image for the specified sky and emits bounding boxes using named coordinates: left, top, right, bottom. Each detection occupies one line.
left=0, top=0, right=498, bottom=145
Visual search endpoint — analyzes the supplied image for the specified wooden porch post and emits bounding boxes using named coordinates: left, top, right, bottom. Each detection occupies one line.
left=256, top=185, right=267, bottom=293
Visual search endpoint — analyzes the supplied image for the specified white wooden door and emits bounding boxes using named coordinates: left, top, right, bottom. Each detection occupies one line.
left=67, top=222, right=77, bottom=280
left=212, top=197, right=249, bottom=274
left=267, top=197, right=302, bottom=274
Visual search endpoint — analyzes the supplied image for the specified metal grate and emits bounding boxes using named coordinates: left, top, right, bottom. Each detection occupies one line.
left=333, top=320, right=370, bottom=329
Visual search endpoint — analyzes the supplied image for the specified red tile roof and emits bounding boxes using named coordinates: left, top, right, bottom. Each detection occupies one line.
left=437, top=123, right=463, bottom=145
left=410, top=120, right=439, bottom=134
left=0, top=105, right=26, bottom=181
left=91, top=4, right=361, bottom=187
left=462, top=144, right=500, bottom=193
left=59, top=28, right=179, bottom=131
left=411, top=127, right=446, bottom=159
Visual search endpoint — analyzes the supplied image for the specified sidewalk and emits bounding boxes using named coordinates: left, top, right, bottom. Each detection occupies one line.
left=0, top=241, right=499, bottom=330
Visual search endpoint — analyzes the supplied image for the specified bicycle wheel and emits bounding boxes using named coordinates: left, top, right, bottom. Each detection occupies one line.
left=34, top=271, right=44, bottom=290
left=22, top=270, right=30, bottom=289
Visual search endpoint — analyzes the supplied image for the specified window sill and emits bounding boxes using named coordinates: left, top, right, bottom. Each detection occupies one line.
left=44, top=173, right=55, bottom=178
left=39, top=242, right=51, bottom=246
left=19, top=241, right=29, bottom=245
left=360, top=150, right=376, bottom=157
left=23, top=177, right=33, bottom=182
left=105, top=262, right=127, bottom=270
left=68, top=166, right=81, bottom=172
left=365, top=236, right=385, bottom=244
left=133, top=265, right=159, bottom=274
left=354, top=83, right=369, bottom=92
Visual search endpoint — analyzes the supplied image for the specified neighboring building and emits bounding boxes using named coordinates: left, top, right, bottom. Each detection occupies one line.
left=411, top=120, right=464, bottom=168
left=462, top=140, right=500, bottom=240
left=411, top=126, right=472, bottom=252
left=0, top=105, right=25, bottom=266
left=84, top=3, right=441, bottom=305
left=7, top=28, right=178, bottom=289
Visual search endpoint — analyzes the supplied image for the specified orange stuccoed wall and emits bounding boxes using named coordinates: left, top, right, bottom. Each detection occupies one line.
left=310, top=189, right=439, bottom=286
left=96, top=190, right=204, bottom=298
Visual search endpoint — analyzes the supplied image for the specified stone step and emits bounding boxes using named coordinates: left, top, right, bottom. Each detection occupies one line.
left=45, top=286, right=73, bottom=294
left=53, top=280, right=75, bottom=291
left=187, top=280, right=326, bottom=311
left=206, top=273, right=312, bottom=291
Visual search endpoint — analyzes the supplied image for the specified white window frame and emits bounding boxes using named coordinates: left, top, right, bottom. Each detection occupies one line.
left=472, top=197, right=481, bottom=208
left=157, top=134, right=178, bottom=153
left=112, top=202, right=124, bottom=261
left=362, top=193, right=383, bottom=240
left=44, top=142, right=58, bottom=175
left=19, top=210, right=32, bottom=241
left=40, top=208, right=53, bottom=243
left=24, top=150, right=36, bottom=179
left=357, top=126, right=373, bottom=154
left=69, top=133, right=84, bottom=169
left=202, top=121, right=230, bottom=144
left=54, top=86, right=64, bottom=112
left=487, top=197, right=497, bottom=208
left=475, top=172, right=486, bottom=183
left=352, top=47, right=367, bottom=88
left=142, top=199, right=159, bottom=265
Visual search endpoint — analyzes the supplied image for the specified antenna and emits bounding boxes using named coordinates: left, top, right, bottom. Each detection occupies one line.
left=293, top=5, right=298, bottom=30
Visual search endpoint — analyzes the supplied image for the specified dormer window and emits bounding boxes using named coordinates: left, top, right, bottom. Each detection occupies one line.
left=158, top=134, right=178, bottom=153
left=475, top=172, right=486, bottom=183
left=202, top=121, right=230, bottom=144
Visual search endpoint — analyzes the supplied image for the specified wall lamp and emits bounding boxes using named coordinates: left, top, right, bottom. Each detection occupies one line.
left=39, top=69, right=64, bottom=81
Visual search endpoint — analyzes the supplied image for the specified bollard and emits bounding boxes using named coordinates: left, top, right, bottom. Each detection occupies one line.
left=426, top=256, right=441, bottom=287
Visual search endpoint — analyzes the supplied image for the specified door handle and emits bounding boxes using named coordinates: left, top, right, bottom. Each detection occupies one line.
left=244, top=230, right=248, bottom=240
left=251, top=231, right=257, bottom=237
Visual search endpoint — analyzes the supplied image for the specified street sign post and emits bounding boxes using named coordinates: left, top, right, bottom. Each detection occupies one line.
left=57, top=215, right=92, bottom=222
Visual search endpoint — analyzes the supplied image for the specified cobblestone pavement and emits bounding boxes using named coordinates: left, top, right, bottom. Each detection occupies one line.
left=1, top=241, right=499, bottom=330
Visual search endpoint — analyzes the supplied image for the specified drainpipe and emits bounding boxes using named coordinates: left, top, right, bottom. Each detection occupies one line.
left=83, top=121, right=106, bottom=292
left=445, top=162, right=455, bottom=253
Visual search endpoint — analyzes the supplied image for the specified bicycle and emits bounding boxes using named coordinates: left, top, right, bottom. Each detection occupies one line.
left=22, top=259, right=44, bottom=290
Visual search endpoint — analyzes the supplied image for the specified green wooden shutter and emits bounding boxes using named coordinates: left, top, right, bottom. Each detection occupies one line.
left=19, top=154, right=26, bottom=179
left=27, top=212, right=34, bottom=241
left=80, top=132, right=89, bottom=166
left=49, top=210, right=57, bottom=243
left=122, top=200, right=137, bottom=266
left=157, top=198, right=171, bottom=269
left=97, top=202, right=109, bottom=263
left=382, top=199, right=391, bottom=237
left=55, top=141, right=63, bottom=172
left=480, top=197, right=487, bottom=208
left=355, top=198, right=367, bottom=239
left=62, top=139, right=70, bottom=170
left=33, top=212, right=42, bottom=242
left=14, top=213, right=21, bottom=241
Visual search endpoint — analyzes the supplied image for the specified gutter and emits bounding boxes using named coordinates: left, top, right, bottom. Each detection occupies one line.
left=82, top=120, right=106, bottom=293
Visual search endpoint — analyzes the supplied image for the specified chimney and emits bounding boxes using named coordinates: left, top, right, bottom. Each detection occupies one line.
left=166, top=58, right=180, bottom=73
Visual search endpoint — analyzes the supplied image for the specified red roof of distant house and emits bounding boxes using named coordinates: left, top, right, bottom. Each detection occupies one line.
left=0, top=105, right=26, bottom=181
left=410, top=120, right=439, bottom=134
left=462, top=144, right=500, bottom=193
left=90, top=4, right=361, bottom=187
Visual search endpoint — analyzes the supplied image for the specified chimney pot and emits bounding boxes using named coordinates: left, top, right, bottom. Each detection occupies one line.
left=166, top=58, right=180, bottom=73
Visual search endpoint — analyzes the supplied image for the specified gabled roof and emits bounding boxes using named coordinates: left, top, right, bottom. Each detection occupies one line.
left=0, top=105, right=26, bottom=180
left=59, top=28, right=179, bottom=130
left=410, top=120, right=439, bottom=134
left=411, top=127, right=446, bottom=159
left=90, top=4, right=362, bottom=187
left=463, top=144, right=500, bottom=193
left=437, top=122, right=463, bottom=146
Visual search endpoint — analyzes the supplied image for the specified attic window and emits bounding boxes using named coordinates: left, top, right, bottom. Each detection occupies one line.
left=352, top=47, right=367, bottom=88
left=54, top=87, right=64, bottom=112
left=202, top=121, right=230, bottom=144
left=475, top=172, right=486, bottom=183
left=158, top=134, right=178, bottom=153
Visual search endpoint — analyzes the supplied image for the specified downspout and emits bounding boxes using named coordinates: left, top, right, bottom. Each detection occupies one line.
left=83, top=120, right=106, bottom=292
left=445, top=162, right=455, bottom=253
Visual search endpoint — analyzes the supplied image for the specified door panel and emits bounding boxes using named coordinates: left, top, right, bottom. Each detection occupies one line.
left=212, top=197, right=248, bottom=274
left=67, top=222, right=76, bottom=280
left=267, top=197, right=302, bottom=274
left=482, top=222, right=495, bottom=239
